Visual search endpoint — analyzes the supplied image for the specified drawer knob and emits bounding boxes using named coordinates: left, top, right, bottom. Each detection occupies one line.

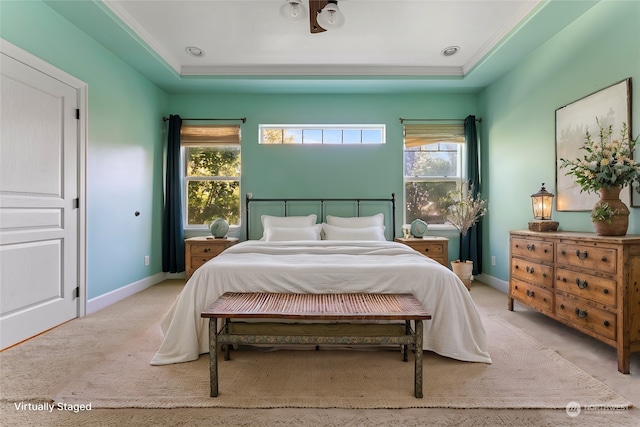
left=526, top=290, right=535, bottom=297
left=526, top=244, right=535, bottom=251
left=575, top=308, right=588, bottom=319
left=603, top=289, right=609, bottom=295
left=526, top=266, right=534, bottom=274
left=604, top=320, right=610, bottom=327
left=560, top=304, right=565, bottom=309
left=203, top=248, right=211, bottom=253
left=601, top=256, right=607, bottom=262
left=575, top=278, right=588, bottom=289
left=576, top=250, right=588, bottom=260
left=424, top=248, right=429, bottom=252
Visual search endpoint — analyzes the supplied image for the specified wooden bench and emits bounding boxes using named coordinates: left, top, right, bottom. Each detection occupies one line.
left=201, top=292, right=432, bottom=398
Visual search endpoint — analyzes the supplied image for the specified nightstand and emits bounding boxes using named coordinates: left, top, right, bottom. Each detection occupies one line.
left=394, top=237, right=449, bottom=267
left=185, top=237, right=239, bottom=279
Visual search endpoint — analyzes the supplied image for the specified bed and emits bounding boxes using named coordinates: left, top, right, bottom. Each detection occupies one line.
left=150, top=195, right=491, bottom=366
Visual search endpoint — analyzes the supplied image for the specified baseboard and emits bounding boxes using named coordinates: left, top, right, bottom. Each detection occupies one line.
left=86, top=272, right=169, bottom=315
left=476, top=273, right=509, bottom=294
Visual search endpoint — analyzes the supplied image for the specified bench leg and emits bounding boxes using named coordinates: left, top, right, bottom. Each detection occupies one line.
left=414, top=320, right=423, bottom=398
left=403, top=320, right=410, bottom=362
left=209, top=318, right=219, bottom=397
left=224, top=318, right=231, bottom=361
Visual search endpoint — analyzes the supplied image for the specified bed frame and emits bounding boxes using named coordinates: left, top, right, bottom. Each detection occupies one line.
left=245, top=193, right=397, bottom=241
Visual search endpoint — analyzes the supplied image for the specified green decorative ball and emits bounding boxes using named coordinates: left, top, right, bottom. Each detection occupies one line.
left=209, top=218, right=229, bottom=238
left=410, top=219, right=428, bottom=237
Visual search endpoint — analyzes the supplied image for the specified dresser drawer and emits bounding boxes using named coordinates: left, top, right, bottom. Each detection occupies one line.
left=510, top=278, right=553, bottom=313
left=408, top=242, right=444, bottom=258
left=555, top=292, right=616, bottom=341
left=191, top=244, right=227, bottom=257
left=190, top=255, right=216, bottom=271
left=556, top=243, right=616, bottom=274
left=511, top=259, right=553, bottom=290
left=555, top=267, right=616, bottom=307
left=394, top=237, right=448, bottom=267
left=511, top=238, right=554, bottom=263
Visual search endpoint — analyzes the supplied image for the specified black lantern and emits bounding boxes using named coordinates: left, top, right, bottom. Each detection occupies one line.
left=528, top=183, right=559, bottom=231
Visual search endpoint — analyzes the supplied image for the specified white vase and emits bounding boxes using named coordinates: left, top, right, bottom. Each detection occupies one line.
left=451, top=260, right=473, bottom=291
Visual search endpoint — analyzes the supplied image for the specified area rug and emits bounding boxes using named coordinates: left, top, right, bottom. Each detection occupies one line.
left=52, top=313, right=631, bottom=410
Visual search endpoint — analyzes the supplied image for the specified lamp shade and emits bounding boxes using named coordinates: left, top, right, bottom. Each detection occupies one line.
left=316, top=1, right=345, bottom=29
left=280, top=0, right=306, bottom=21
left=531, top=183, right=554, bottom=220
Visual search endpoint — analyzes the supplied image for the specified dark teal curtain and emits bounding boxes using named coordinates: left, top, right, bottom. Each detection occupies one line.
left=461, top=115, right=483, bottom=275
left=162, top=115, right=185, bottom=273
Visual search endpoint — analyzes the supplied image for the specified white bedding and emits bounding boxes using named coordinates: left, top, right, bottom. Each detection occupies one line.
left=150, top=240, right=492, bottom=365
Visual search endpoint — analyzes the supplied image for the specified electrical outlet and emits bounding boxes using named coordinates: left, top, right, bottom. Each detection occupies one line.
left=491, top=256, right=496, bottom=266
left=144, top=255, right=150, bottom=266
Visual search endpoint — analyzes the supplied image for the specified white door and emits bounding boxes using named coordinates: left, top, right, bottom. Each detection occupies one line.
left=0, top=47, right=82, bottom=349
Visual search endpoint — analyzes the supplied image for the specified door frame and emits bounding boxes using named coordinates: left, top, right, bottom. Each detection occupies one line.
left=1, top=39, right=87, bottom=317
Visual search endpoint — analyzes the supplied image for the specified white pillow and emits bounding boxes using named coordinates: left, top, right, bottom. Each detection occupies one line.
left=322, top=224, right=386, bottom=241
left=261, top=214, right=317, bottom=240
left=265, top=224, right=322, bottom=242
left=326, top=213, right=384, bottom=229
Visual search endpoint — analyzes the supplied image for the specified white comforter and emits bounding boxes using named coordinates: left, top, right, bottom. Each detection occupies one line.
left=151, top=240, right=491, bottom=365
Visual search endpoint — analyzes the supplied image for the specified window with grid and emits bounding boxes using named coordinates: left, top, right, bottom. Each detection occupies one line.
left=259, top=124, right=385, bottom=144
left=181, top=124, right=241, bottom=228
left=403, top=124, right=466, bottom=225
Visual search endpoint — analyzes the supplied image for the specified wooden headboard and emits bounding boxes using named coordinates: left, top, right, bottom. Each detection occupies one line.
left=245, top=194, right=396, bottom=241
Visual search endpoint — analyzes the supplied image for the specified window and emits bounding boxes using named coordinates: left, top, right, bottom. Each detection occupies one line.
left=181, top=124, right=241, bottom=228
left=259, top=125, right=385, bottom=144
left=403, top=124, right=466, bottom=225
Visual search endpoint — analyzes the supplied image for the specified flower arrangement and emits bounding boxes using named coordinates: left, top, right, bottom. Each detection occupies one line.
left=439, top=183, right=487, bottom=237
left=559, top=120, right=640, bottom=194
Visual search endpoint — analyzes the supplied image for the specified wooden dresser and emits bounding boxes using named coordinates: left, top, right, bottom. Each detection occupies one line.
left=185, top=237, right=239, bottom=279
left=508, top=230, right=640, bottom=373
left=394, top=237, right=449, bottom=267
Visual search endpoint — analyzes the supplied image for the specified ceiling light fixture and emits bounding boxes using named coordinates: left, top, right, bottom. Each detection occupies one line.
left=280, top=0, right=306, bottom=21
left=316, top=0, right=345, bottom=31
left=282, top=1, right=345, bottom=34
left=185, top=46, right=205, bottom=57
left=441, top=46, right=460, bottom=57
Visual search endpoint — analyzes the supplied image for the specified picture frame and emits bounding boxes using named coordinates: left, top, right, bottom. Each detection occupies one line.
left=555, top=78, right=635, bottom=211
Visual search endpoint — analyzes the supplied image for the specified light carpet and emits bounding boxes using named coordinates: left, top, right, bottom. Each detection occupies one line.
left=52, top=313, right=631, bottom=410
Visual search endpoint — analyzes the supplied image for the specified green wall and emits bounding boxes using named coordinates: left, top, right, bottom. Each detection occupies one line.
left=479, top=0, right=640, bottom=282
left=2, top=0, right=638, bottom=299
left=170, top=92, right=477, bottom=257
left=0, top=0, right=169, bottom=299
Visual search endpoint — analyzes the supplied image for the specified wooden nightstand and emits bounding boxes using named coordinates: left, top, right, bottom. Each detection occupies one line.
left=185, top=237, right=239, bottom=279
left=394, top=237, right=449, bottom=267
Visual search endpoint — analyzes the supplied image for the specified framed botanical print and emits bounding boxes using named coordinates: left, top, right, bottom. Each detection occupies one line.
left=555, top=78, right=634, bottom=211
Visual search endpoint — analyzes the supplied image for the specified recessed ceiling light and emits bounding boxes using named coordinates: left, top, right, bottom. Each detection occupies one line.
left=185, top=46, right=205, bottom=57
left=441, top=46, right=460, bottom=57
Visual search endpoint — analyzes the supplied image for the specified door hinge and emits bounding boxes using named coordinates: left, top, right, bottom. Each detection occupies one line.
left=73, top=287, right=80, bottom=299
left=75, top=109, right=80, bottom=120
left=73, top=198, right=80, bottom=209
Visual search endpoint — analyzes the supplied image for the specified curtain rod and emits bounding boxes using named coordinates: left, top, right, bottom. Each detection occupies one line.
left=162, top=116, right=246, bottom=123
left=399, top=117, right=481, bottom=123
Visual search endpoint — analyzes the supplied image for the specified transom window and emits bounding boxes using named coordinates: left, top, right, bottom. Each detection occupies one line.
left=181, top=124, right=241, bottom=228
left=260, top=125, right=385, bottom=144
left=403, top=124, right=466, bottom=225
